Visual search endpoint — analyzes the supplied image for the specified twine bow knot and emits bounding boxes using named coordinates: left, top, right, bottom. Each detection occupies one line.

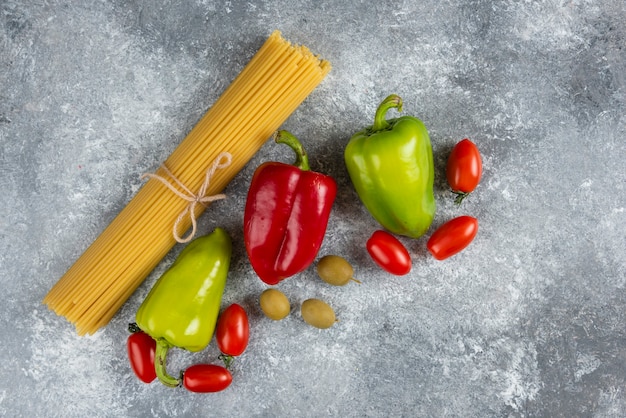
left=141, top=152, right=232, bottom=243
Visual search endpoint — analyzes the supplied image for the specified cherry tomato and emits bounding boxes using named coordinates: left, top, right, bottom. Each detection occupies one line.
left=216, top=303, right=250, bottom=357
left=183, top=364, right=233, bottom=393
left=446, top=138, right=482, bottom=204
left=366, top=230, right=412, bottom=275
left=127, top=331, right=157, bottom=383
left=427, top=216, right=478, bottom=260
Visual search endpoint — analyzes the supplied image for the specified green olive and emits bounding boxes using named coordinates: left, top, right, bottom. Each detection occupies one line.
left=259, top=288, right=290, bottom=320
left=301, top=298, right=336, bottom=329
left=316, top=255, right=360, bottom=286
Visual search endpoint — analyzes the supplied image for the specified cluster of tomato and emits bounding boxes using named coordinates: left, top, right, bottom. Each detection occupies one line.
left=429, top=138, right=482, bottom=258
left=127, top=303, right=250, bottom=393
left=365, top=138, right=483, bottom=274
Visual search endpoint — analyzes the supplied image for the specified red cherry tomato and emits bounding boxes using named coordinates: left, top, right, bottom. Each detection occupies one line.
left=183, top=364, right=233, bottom=393
left=446, top=138, right=482, bottom=204
left=366, top=230, right=412, bottom=275
left=216, top=303, right=250, bottom=357
left=127, top=331, right=157, bottom=383
left=427, top=216, right=478, bottom=260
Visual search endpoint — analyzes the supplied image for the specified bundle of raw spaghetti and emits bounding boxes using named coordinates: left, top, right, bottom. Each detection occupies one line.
left=43, top=30, right=331, bottom=335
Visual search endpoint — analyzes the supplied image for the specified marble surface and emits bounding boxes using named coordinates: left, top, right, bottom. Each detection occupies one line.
left=1, top=1, right=625, bottom=417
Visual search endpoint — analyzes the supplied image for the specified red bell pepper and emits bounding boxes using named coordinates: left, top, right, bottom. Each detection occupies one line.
left=244, top=130, right=337, bottom=285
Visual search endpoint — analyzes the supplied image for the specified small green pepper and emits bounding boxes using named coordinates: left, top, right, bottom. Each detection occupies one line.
left=344, top=94, right=436, bottom=238
left=135, top=227, right=232, bottom=387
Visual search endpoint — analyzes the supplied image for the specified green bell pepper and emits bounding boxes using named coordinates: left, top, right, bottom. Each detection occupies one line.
left=135, top=227, right=232, bottom=387
left=344, top=94, right=436, bottom=238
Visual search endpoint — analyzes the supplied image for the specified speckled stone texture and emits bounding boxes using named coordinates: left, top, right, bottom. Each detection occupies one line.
left=1, top=1, right=624, bottom=417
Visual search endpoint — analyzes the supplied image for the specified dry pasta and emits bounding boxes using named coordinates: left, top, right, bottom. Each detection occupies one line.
left=43, top=30, right=331, bottom=335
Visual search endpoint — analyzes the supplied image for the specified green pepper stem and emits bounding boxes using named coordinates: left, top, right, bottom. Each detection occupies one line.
left=155, top=339, right=181, bottom=388
left=274, top=130, right=310, bottom=171
left=371, top=94, right=403, bottom=132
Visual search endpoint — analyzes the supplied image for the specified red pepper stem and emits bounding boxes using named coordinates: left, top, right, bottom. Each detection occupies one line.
left=274, top=130, right=310, bottom=171
left=155, top=338, right=181, bottom=388
left=371, top=94, right=403, bottom=132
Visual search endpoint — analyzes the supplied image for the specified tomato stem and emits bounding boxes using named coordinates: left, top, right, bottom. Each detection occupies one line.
left=452, top=190, right=470, bottom=205
left=128, top=322, right=141, bottom=333
left=155, top=339, right=181, bottom=388
left=218, top=353, right=235, bottom=369
left=274, top=130, right=310, bottom=171
left=371, top=94, right=403, bottom=133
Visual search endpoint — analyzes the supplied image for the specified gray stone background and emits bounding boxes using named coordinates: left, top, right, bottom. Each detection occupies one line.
left=1, top=1, right=624, bottom=417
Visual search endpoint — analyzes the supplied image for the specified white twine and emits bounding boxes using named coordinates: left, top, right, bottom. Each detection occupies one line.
left=141, top=152, right=232, bottom=243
